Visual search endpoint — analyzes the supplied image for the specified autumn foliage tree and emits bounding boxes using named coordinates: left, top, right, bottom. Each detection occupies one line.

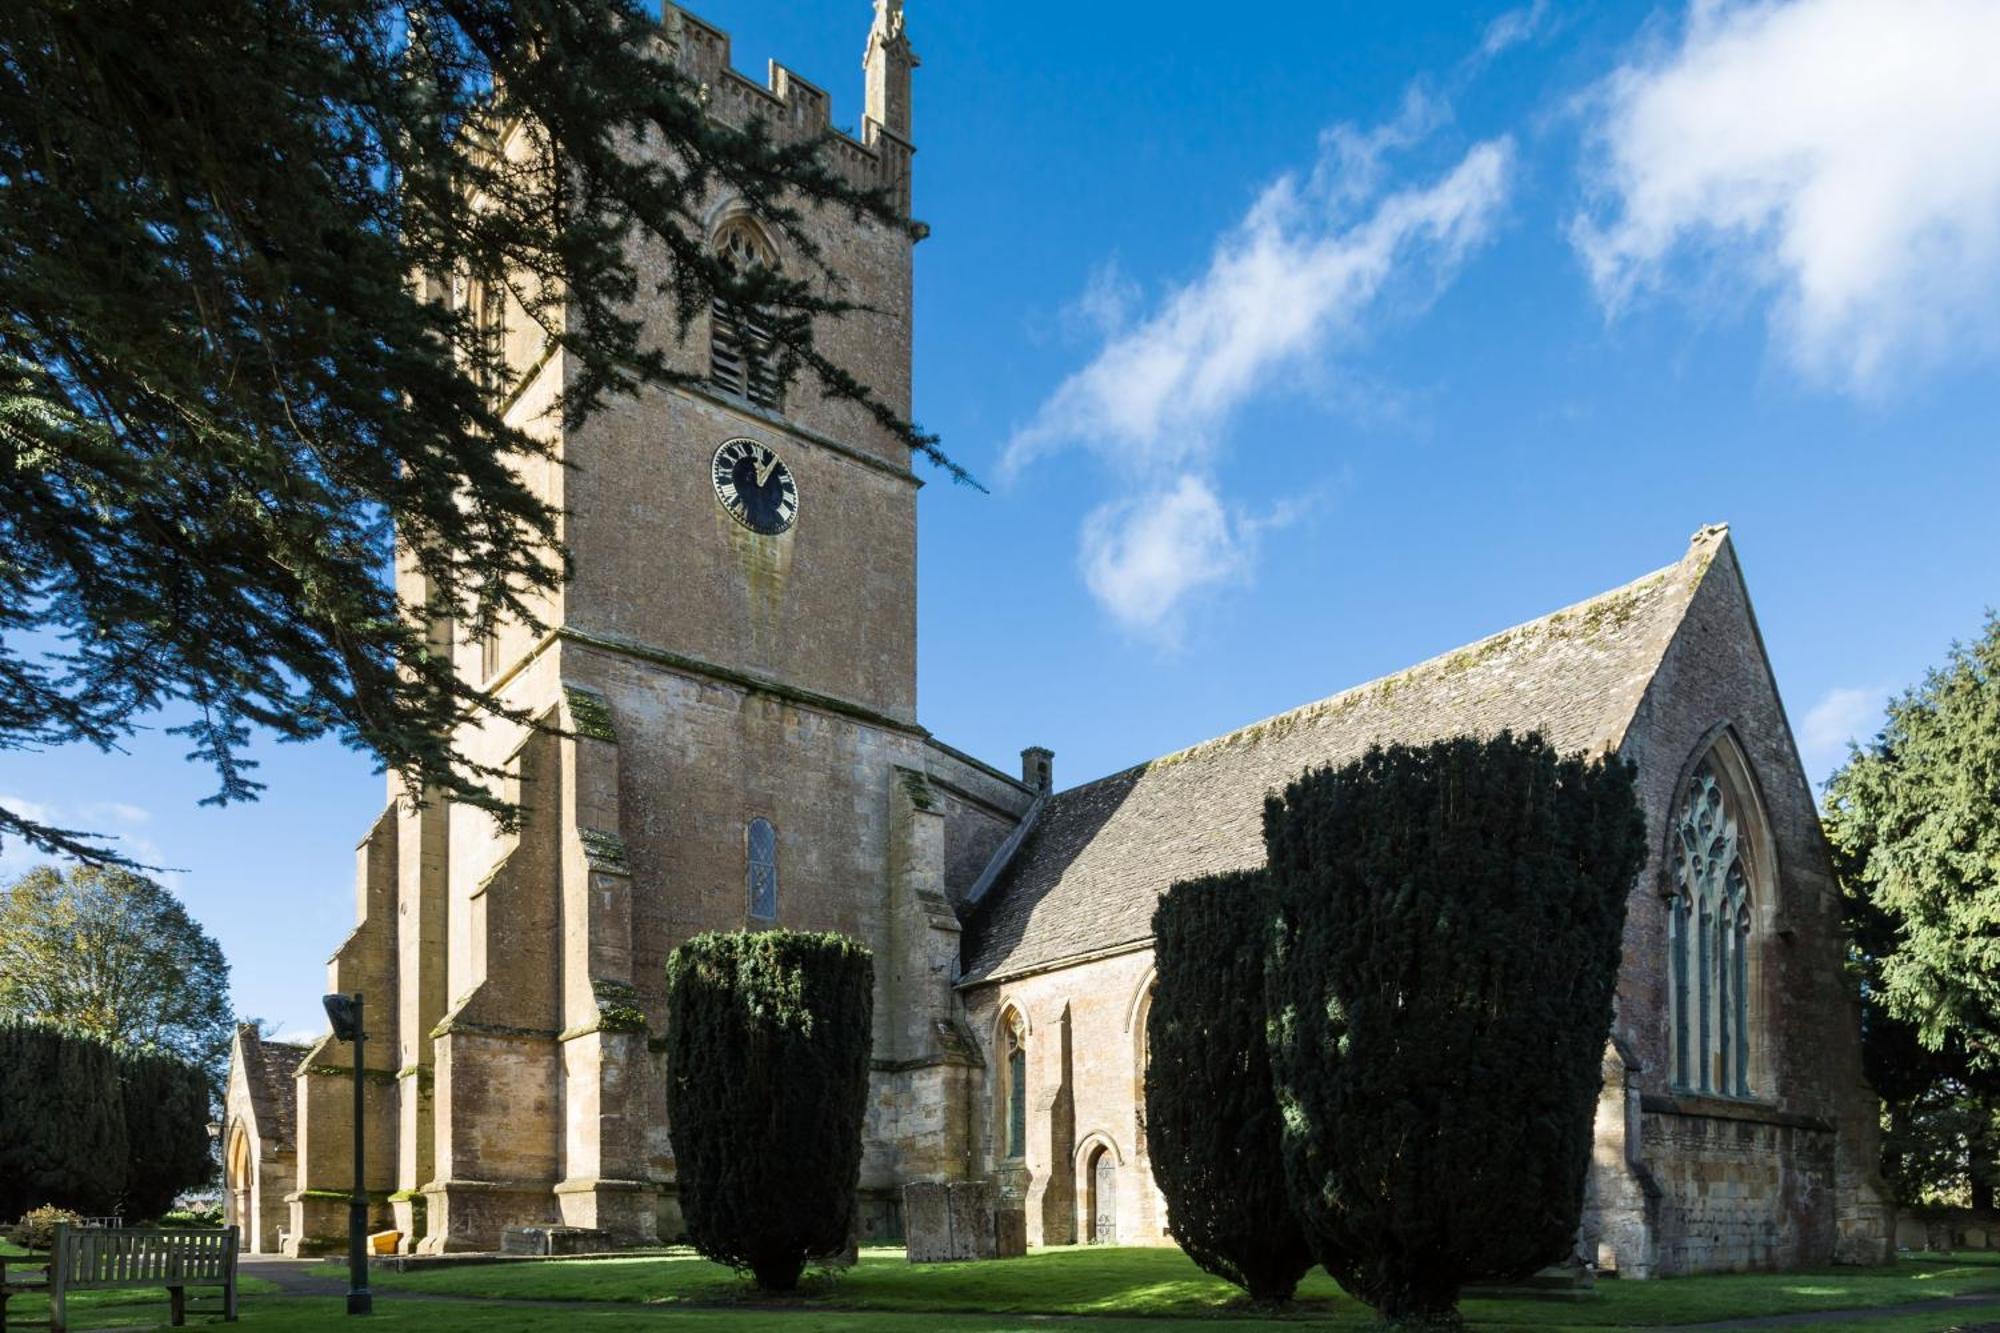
left=0, top=865, right=234, bottom=1086
left=1262, top=734, right=1645, bottom=1328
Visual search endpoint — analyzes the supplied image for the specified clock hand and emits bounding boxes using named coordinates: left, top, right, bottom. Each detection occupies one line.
left=754, top=453, right=779, bottom=487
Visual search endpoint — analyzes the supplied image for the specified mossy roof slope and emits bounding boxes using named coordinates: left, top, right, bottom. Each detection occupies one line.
left=236, top=1024, right=310, bottom=1149
left=959, top=527, right=1730, bottom=986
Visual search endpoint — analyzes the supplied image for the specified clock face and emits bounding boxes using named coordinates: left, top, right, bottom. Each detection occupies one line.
left=711, top=437, right=799, bottom=535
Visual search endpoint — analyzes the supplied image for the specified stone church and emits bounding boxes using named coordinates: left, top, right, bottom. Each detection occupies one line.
left=223, top=2, right=1894, bottom=1276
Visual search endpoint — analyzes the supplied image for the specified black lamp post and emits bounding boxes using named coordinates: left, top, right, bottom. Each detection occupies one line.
left=321, top=992, right=372, bottom=1316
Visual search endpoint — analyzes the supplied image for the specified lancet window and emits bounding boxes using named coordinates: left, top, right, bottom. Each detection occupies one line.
left=747, top=816, right=778, bottom=921
left=1002, top=1009, right=1027, bottom=1160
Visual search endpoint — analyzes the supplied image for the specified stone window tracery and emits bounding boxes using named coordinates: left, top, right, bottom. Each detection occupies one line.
left=710, top=218, right=784, bottom=412
left=1666, top=759, right=1757, bottom=1097
left=747, top=816, right=778, bottom=921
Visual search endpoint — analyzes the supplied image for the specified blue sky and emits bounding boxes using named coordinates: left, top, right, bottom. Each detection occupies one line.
left=4, top=0, right=1998, bottom=1039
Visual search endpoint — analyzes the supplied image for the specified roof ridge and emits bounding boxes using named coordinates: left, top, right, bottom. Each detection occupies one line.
left=1121, top=528, right=1725, bottom=781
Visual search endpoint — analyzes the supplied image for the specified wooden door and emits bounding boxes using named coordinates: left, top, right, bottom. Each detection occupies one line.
left=1092, top=1152, right=1117, bottom=1244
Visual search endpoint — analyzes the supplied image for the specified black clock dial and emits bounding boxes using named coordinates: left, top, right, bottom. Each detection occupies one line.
left=711, top=437, right=799, bottom=535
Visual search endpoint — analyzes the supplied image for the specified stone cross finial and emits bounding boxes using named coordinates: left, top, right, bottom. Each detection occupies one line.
left=864, top=0, right=917, bottom=139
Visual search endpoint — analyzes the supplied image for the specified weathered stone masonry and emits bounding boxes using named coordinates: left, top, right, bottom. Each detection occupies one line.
left=230, top=2, right=1893, bottom=1275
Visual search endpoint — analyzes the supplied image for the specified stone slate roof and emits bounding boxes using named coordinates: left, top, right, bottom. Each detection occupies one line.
left=959, top=528, right=1728, bottom=986
left=237, top=1025, right=309, bottom=1150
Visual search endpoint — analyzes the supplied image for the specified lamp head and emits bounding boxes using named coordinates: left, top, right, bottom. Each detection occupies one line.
left=322, top=992, right=361, bottom=1042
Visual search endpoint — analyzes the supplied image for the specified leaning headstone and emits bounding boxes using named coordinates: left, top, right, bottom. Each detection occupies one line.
left=903, top=1183, right=954, bottom=1262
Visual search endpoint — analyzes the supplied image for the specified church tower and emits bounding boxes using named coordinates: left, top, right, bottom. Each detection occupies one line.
left=278, top=1, right=1036, bottom=1255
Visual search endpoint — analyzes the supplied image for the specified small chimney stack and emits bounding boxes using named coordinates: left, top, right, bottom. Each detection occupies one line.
left=1021, top=746, right=1053, bottom=794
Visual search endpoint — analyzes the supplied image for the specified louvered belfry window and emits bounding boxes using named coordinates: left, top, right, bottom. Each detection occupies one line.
left=710, top=220, right=784, bottom=412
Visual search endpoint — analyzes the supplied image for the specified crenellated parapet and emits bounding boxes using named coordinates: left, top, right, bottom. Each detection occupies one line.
left=666, top=3, right=916, bottom=213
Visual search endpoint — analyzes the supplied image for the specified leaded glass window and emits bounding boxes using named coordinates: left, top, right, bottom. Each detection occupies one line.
left=1003, top=1012, right=1027, bottom=1160
left=1667, top=761, right=1755, bottom=1097
left=747, top=817, right=778, bottom=921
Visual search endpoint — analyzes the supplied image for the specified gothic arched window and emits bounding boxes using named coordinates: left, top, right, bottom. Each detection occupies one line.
left=710, top=218, right=784, bottom=412
left=1002, top=1009, right=1027, bottom=1160
left=1666, top=758, right=1758, bottom=1097
left=746, top=817, right=778, bottom=921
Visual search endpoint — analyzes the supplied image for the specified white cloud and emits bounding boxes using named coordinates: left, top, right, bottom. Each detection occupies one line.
left=1479, top=0, right=1554, bottom=61
left=1008, top=125, right=1509, bottom=480
left=1574, top=0, right=2000, bottom=387
left=1009, top=96, right=1511, bottom=636
left=1801, top=684, right=1885, bottom=764
left=1081, top=475, right=1250, bottom=644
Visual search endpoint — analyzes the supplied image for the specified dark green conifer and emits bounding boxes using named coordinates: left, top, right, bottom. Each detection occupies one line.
left=0, top=1022, right=128, bottom=1217
left=120, top=1052, right=214, bottom=1219
left=1262, top=733, right=1645, bottom=1328
left=664, top=930, right=873, bottom=1292
left=1145, top=869, right=1314, bottom=1303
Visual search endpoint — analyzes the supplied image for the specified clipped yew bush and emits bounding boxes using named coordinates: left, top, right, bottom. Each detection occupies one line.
left=1262, top=733, right=1645, bottom=1328
left=664, top=930, right=873, bottom=1292
left=121, top=1051, right=215, bottom=1218
left=0, top=1022, right=127, bottom=1218
left=1145, top=869, right=1314, bottom=1302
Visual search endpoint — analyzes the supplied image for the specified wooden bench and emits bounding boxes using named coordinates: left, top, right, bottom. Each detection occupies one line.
left=0, top=1224, right=239, bottom=1331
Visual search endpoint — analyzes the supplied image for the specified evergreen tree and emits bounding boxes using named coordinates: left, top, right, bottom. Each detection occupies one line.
left=1262, top=733, right=1645, bottom=1328
left=1825, top=616, right=2000, bottom=1070
left=0, top=866, right=233, bottom=1087
left=664, top=930, right=873, bottom=1292
left=0, top=1022, right=128, bottom=1218
left=0, top=0, right=962, bottom=865
left=1145, top=869, right=1314, bottom=1302
left=120, top=1052, right=215, bottom=1220
left=1827, top=617, right=2000, bottom=1206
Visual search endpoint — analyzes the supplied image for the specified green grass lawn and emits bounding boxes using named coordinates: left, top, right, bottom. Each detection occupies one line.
left=6, top=1245, right=2000, bottom=1330
left=364, top=1244, right=2000, bottom=1327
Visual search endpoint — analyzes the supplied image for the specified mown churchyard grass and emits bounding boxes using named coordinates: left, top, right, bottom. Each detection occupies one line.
left=365, top=1244, right=2000, bottom=1325
left=3, top=1246, right=2000, bottom=1329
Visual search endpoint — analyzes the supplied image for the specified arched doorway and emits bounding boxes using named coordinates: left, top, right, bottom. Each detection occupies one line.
left=225, top=1122, right=253, bottom=1249
left=1086, top=1145, right=1116, bottom=1245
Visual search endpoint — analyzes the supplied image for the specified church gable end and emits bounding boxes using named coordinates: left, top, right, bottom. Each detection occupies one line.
left=1608, top=532, right=1893, bottom=1271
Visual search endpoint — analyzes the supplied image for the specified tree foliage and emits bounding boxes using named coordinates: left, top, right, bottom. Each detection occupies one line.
left=1825, top=616, right=2000, bottom=1070
left=1828, top=616, right=2000, bottom=1207
left=0, top=0, right=961, bottom=864
left=0, top=1022, right=128, bottom=1218
left=1262, top=733, right=1645, bottom=1328
left=0, top=865, right=234, bottom=1085
left=0, top=1022, right=216, bottom=1220
left=1145, top=869, right=1314, bottom=1303
left=664, top=930, right=873, bottom=1292
left=120, top=1051, right=216, bottom=1219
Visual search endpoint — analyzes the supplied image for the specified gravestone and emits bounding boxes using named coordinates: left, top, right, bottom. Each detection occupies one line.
left=903, top=1181, right=1016, bottom=1262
